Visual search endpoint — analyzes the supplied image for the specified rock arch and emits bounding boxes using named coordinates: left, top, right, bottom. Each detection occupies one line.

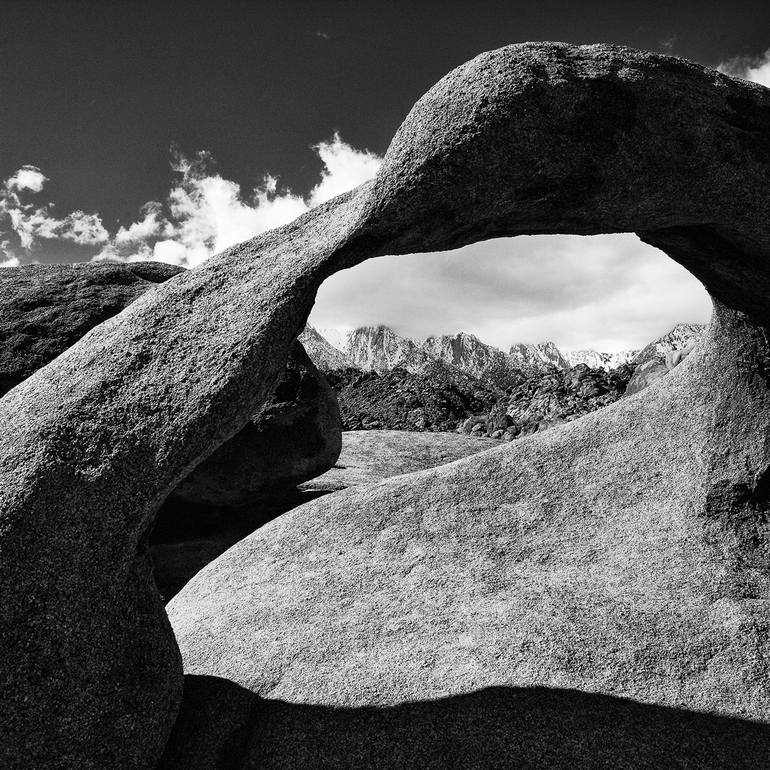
left=1, top=43, right=770, bottom=767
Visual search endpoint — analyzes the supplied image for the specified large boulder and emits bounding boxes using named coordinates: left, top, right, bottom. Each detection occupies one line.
left=2, top=42, right=770, bottom=767
left=625, top=359, right=669, bottom=395
left=0, top=261, right=184, bottom=397
left=172, top=341, right=341, bottom=507
left=626, top=346, right=695, bottom=395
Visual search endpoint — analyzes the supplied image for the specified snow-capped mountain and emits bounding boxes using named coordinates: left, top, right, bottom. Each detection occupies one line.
left=421, top=332, right=509, bottom=379
left=631, top=323, right=705, bottom=366
left=563, top=349, right=638, bottom=371
left=317, top=327, right=349, bottom=352
left=298, top=325, right=354, bottom=370
left=345, top=326, right=432, bottom=373
left=508, top=341, right=568, bottom=371
left=305, top=323, right=705, bottom=382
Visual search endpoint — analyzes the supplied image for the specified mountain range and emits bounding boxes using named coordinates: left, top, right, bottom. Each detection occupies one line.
left=301, top=322, right=706, bottom=379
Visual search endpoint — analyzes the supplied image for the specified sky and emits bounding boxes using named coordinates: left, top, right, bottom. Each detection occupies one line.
left=2, top=1, right=769, bottom=352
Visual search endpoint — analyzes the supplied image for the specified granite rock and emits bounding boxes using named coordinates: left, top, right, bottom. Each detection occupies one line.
left=2, top=42, right=770, bottom=767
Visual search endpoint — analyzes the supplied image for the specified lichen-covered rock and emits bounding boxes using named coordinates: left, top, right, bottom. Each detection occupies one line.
left=173, top=341, right=341, bottom=506
left=2, top=42, right=770, bottom=768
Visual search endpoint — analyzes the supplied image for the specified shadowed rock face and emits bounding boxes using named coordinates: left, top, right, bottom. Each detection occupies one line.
left=171, top=341, right=341, bottom=507
left=160, top=677, right=770, bottom=769
left=2, top=42, right=770, bottom=768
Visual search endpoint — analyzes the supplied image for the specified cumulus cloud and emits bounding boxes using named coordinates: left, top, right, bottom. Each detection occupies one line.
left=718, top=49, right=770, bottom=87
left=0, top=252, right=20, bottom=268
left=0, top=169, right=109, bottom=260
left=309, top=136, right=381, bottom=205
left=93, top=133, right=379, bottom=267
left=0, top=134, right=379, bottom=269
left=6, top=166, right=47, bottom=193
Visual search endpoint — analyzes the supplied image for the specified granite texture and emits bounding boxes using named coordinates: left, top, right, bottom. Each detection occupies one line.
left=1, top=43, right=770, bottom=768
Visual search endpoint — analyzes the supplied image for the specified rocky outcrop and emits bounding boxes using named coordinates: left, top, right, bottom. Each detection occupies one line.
left=2, top=42, right=770, bottom=768
left=625, top=359, right=669, bottom=396
left=632, top=322, right=705, bottom=366
left=173, top=342, right=341, bottom=506
left=457, top=363, right=632, bottom=439
left=626, top=344, right=696, bottom=396
left=327, top=362, right=501, bottom=431
left=0, top=261, right=184, bottom=397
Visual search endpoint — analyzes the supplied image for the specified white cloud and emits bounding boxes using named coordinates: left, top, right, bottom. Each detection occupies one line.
left=113, top=202, right=171, bottom=246
left=718, top=49, right=770, bottom=87
left=6, top=166, right=47, bottom=193
left=309, top=133, right=381, bottom=205
left=308, top=234, right=711, bottom=353
left=0, top=167, right=109, bottom=255
left=94, top=134, right=380, bottom=267
left=7, top=207, right=109, bottom=249
left=0, top=253, right=20, bottom=268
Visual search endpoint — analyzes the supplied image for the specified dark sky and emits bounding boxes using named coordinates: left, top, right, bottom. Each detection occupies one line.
left=3, top=0, right=770, bottom=229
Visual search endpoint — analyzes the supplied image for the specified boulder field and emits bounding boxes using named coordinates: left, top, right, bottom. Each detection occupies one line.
left=2, top=42, right=770, bottom=768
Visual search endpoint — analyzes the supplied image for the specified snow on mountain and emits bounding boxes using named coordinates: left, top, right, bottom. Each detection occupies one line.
left=298, top=325, right=354, bottom=371
left=302, top=322, right=704, bottom=380
left=317, top=327, right=349, bottom=352
left=508, top=341, right=568, bottom=371
left=345, top=326, right=432, bottom=373
left=631, top=323, right=705, bottom=366
left=421, top=332, right=509, bottom=379
left=563, top=349, right=638, bottom=371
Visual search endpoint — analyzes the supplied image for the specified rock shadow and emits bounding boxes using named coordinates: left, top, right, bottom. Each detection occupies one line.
left=160, top=675, right=770, bottom=769
left=150, top=488, right=334, bottom=602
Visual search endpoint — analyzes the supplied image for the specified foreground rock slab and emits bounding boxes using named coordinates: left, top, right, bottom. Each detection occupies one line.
left=2, top=42, right=770, bottom=768
left=302, top=429, right=499, bottom=491
left=166, top=307, right=770, bottom=767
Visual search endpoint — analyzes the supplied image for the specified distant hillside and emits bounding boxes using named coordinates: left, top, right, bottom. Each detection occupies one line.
left=326, top=361, right=634, bottom=436
left=306, top=322, right=704, bottom=391
left=563, top=349, right=638, bottom=370
left=632, top=323, right=705, bottom=366
left=326, top=361, right=501, bottom=432
left=508, top=340, right=567, bottom=371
